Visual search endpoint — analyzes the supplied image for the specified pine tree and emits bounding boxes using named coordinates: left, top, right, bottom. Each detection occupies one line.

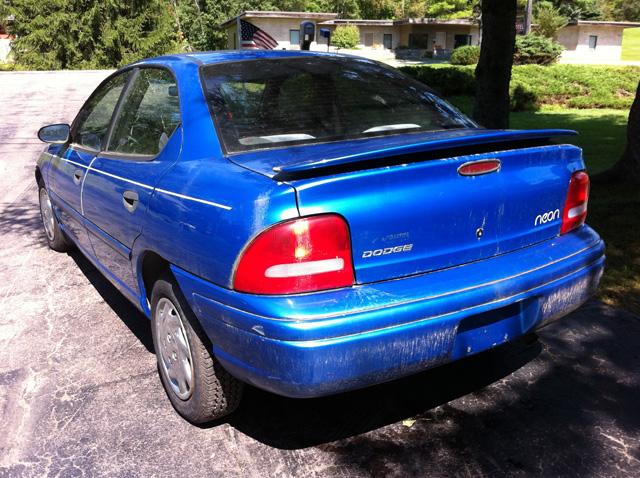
left=8, top=0, right=178, bottom=70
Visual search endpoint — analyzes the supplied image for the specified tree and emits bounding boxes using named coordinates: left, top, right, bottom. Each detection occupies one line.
left=357, top=0, right=396, bottom=19
left=534, top=3, right=567, bottom=38
left=426, top=0, right=474, bottom=19
left=332, top=24, right=359, bottom=48
left=555, top=0, right=602, bottom=20
left=472, top=0, right=518, bottom=128
left=606, top=0, right=640, bottom=21
left=8, top=0, right=177, bottom=69
left=605, top=81, right=640, bottom=183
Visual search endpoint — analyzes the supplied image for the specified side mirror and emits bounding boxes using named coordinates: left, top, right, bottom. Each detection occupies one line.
left=38, top=124, right=70, bottom=144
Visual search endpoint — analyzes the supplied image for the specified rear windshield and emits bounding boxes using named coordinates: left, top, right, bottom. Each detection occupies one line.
left=200, top=56, right=476, bottom=153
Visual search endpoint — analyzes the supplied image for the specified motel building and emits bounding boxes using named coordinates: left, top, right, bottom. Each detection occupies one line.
left=221, top=11, right=640, bottom=63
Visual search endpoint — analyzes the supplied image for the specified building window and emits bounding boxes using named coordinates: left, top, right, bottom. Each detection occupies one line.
left=454, top=34, right=472, bottom=49
left=383, top=33, right=392, bottom=49
left=290, top=29, right=300, bottom=46
left=364, top=32, right=374, bottom=47
left=589, top=35, right=598, bottom=50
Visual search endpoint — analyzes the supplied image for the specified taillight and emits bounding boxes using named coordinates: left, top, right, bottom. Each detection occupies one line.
left=233, top=214, right=355, bottom=294
left=561, top=171, right=590, bottom=234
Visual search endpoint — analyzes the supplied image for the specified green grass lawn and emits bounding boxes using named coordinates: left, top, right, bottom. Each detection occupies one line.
left=622, top=27, right=640, bottom=61
left=510, top=108, right=628, bottom=174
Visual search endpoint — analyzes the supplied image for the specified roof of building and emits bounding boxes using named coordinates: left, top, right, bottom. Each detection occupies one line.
left=220, top=11, right=480, bottom=29
left=566, top=20, right=640, bottom=28
left=220, top=11, right=338, bottom=28
left=320, top=19, right=395, bottom=27
left=394, top=17, right=477, bottom=26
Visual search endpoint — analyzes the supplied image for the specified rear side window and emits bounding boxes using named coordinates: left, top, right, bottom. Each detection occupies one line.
left=108, top=68, right=180, bottom=156
left=201, top=56, right=475, bottom=153
left=75, top=72, right=130, bottom=151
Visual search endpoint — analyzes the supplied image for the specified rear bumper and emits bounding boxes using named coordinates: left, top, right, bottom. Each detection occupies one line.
left=173, top=226, right=605, bottom=398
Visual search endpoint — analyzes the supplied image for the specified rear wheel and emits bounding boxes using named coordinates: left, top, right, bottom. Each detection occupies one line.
left=38, top=185, right=73, bottom=252
left=150, top=274, right=243, bottom=423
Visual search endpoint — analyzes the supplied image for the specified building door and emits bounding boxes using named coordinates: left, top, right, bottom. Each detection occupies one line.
left=383, top=33, right=392, bottom=49
left=435, top=31, right=446, bottom=50
left=589, top=35, right=598, bottom=50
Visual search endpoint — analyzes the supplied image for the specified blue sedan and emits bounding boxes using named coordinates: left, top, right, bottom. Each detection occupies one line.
left=36, top=51, right=604, bottom=423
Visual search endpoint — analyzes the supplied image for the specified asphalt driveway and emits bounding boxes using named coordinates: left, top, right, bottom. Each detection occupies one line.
left=0, top=70, right=639, bottom=478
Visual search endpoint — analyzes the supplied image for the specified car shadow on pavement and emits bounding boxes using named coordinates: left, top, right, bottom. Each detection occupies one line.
left=227, top=335, right=542, bottom=449
left=229, top=303, right=640, bottom=476
left=68, top=250, right=155, bottom=353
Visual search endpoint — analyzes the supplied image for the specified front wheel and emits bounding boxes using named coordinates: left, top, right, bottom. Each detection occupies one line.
left=150, top=274, right=243, bottom=423
left=38, top=185, right=73, bottom=252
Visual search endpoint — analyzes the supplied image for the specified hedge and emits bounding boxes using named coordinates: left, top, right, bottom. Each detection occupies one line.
left=400, top=64, right=640, bottom=110
left=450, top=45, right=480, bottom=65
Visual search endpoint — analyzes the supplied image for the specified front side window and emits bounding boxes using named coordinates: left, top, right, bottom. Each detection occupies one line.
left=74, top=72, right=131, bottom=151
left=201, top=57, right=475, bottom=153
left=108, top=68, right=181, bottom=156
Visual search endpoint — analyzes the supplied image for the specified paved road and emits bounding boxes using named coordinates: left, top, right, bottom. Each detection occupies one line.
left=1, top=71, right=639, bottom=478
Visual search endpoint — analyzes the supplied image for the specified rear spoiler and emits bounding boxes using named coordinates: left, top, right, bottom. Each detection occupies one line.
left=272, top=129, right=577, bottom=180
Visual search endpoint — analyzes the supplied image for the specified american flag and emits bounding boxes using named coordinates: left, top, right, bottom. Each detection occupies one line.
left=240, top=19, right=279, bottom=50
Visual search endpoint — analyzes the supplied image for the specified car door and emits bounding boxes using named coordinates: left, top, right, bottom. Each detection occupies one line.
left=48, top=71, right=132, bottom=253
left=81, top=67, right=183, bottom=293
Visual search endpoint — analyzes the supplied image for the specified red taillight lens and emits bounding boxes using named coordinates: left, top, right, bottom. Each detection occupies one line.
left=561, top=171, right=590, bottom=234
left=233, top=214, right=355, bottom=294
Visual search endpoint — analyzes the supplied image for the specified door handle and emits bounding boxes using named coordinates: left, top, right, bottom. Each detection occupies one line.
left=122, top=190, right=139, bottom=213
left=73, top=169, right=83, bottom=185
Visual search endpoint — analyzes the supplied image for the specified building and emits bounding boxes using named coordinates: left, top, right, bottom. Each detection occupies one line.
left=221, top=11, right=640, bottom=62
left=556, top=20, right=640, bottom=62
left=221, top=11, right=481, bottom=60
left=0, top=19, right=12, bottom=62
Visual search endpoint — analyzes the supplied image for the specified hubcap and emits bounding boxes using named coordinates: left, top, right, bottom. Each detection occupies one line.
left=39, top=188, right=55, bottom=241
left=156, top=297, right=194, bottom=400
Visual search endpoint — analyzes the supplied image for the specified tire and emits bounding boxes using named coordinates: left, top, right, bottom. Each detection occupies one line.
left=150, top=273, right=243, bottom=424
left=38, top=184, right=73, bottom=252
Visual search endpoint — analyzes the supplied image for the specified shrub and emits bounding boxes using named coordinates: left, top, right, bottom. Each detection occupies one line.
left=510, top=84, right=539, bottom=111
left=423, top=50, right=434, bottom=59
left=450, top=45, right=481, bottom=65
left=399, top=64, right=640, bottom=110
left=514, top=34, right=563, bottom=65
left=332, top=25, right=360, bottom=49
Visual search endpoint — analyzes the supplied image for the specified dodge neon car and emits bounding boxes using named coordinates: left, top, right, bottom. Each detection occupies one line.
left=36, top=51, right=604, bottom=423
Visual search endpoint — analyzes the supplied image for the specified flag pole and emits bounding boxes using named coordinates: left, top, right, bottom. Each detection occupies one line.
left=236, top=15, right=242, bottom=50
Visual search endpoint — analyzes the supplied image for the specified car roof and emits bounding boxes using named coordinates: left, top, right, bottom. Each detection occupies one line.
left=136, top=49, right=366, bottom=68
